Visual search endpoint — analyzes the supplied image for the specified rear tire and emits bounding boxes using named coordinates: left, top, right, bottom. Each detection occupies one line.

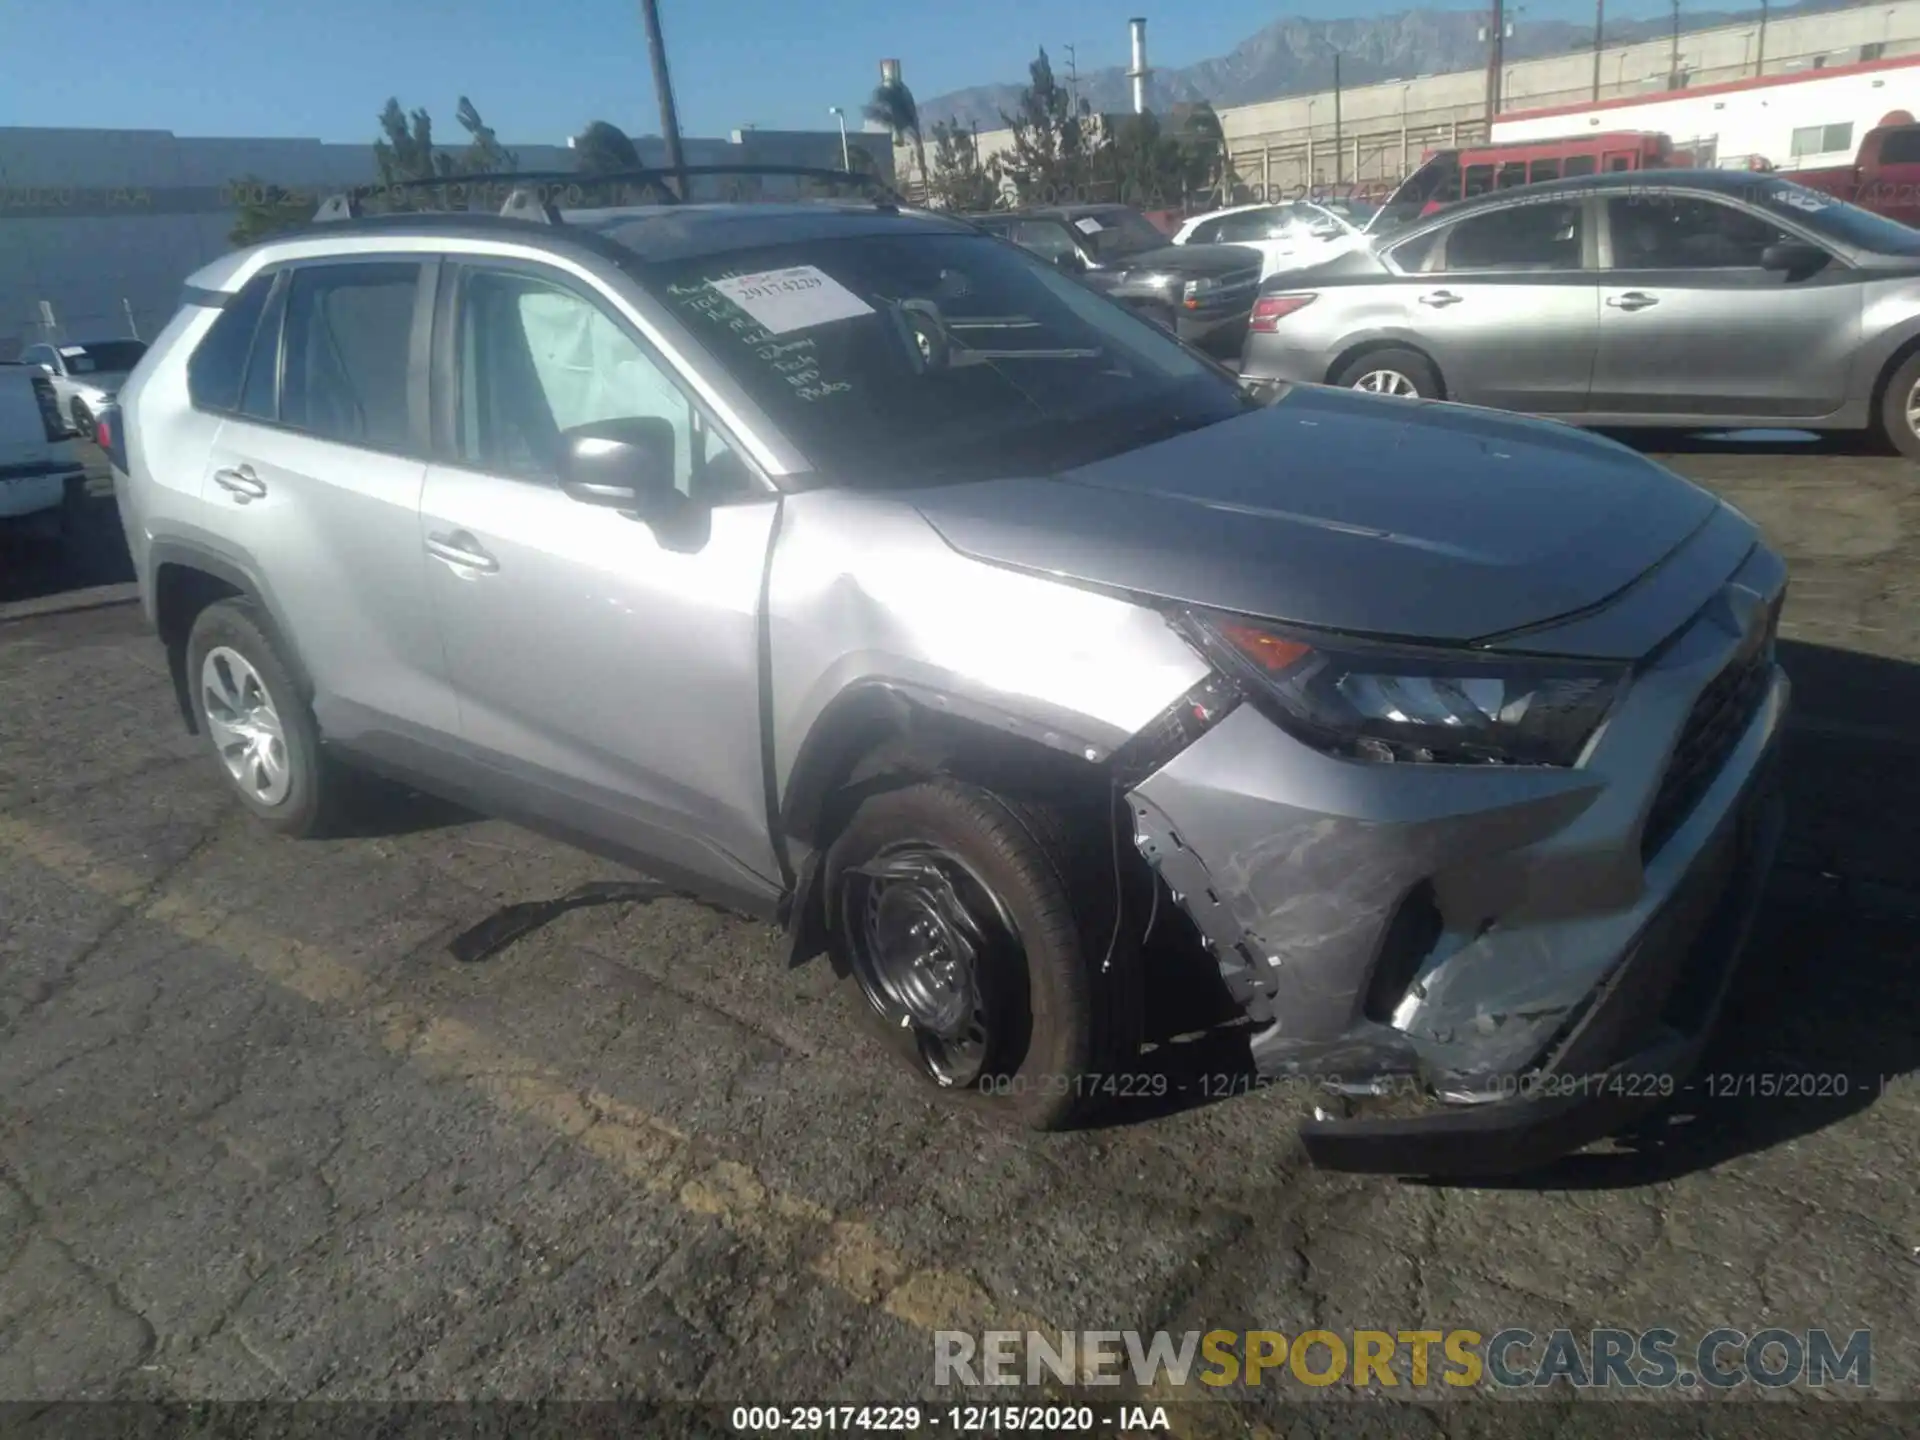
left=185, top=600, right=337, bottom=838
left=823, top=778, right=1142, bottom=1130
left=1875, top=350, right=1920, bottom=460
left=1332, top=347, right=1441, bottom=400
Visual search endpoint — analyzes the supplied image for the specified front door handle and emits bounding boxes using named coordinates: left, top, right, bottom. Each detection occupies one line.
left=426, top=531, right=499, bottom=573
left=1418, top=290, right=1463, bottom=308
left=212, top=465, right=266, bottom=501
left=1607, top=291, right=1660, bottom=311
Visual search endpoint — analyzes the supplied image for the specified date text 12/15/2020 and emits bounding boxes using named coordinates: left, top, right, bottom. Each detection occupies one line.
left=968, top=1070, right=1899, bottom=1103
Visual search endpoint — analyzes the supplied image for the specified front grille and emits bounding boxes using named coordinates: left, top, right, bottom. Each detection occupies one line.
left=1212, top=266, right=1261, bottom=300
left=1640, top=621, right=1774, bottom=862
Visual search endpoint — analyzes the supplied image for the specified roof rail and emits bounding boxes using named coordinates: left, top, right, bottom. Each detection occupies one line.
left=309, top=164, right=905, bottom=224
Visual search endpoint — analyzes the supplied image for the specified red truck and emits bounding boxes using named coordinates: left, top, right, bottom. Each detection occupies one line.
left=1779, top=112, right=1920, bottom=227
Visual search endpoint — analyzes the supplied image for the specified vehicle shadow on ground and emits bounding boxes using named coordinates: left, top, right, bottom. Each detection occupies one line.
left=332, top=773, right=476, bottom=839
left=1097, top=641, right=1920, bottom=1188
left=0, top=492, right=131, bottom=606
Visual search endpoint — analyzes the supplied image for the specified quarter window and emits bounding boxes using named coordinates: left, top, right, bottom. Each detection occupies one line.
left=279, top=262, right=420, bottom=450
left=1433, top=201, right=1584, bottom=272
left=1606, top=195, right=1788, bottom=269
left=455, top=268, right=752, bottom=504
left=186, top=273, right=275, bottom=413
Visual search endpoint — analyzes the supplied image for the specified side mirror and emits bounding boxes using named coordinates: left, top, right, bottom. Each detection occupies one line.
left=1761, top=239, right=1828, bottom=276
left=559, top=416, right=680, bottom=518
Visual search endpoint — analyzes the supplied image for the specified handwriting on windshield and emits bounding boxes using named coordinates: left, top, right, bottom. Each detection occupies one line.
left=668, top=278, right=853, bottom=403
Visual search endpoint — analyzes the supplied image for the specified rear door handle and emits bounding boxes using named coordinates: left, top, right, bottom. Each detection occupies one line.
left=1607, top=291, right=1659, bottom=311
left=426, top=531, right=499, bottom=573
left=1418, top=290, right=1463, bottom=307
left=212, top=465, right=266, bottom=501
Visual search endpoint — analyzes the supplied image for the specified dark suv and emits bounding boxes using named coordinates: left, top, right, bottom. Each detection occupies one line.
left=968, top=204, right=1263, bottom=353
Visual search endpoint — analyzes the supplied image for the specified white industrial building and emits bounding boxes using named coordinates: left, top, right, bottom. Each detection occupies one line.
left=905, top=0, right=1920, bottom=198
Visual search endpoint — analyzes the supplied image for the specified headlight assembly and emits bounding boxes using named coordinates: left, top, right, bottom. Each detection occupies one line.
left=1173, top=608, right=1627, bottom=767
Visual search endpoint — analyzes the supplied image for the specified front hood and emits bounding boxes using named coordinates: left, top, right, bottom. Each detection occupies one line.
left=912, top=385, right=1721, bottom=647
left=1121, top=243, right=1262, bottom=276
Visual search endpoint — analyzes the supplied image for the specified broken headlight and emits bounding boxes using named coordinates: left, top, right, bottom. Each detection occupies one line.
left=1174, top=609, right=1627, bottom=767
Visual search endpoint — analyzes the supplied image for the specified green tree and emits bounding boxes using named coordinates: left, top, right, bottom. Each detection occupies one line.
left=453, top=96, right=517, bottom=173
left=573, top=119, right=644, bottom=174
left=925, top=121, right=1001, bottom=212
left=864, top=76, right=928, bottom=196
left=373, top=98, right=455, bottom=185
left=226, top=176, right=318, bottom=248
left=997, top=48, right=1103, bottom=205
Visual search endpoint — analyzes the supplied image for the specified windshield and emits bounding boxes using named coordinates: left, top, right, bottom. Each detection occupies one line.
left=640, top=230, right=1251, bottom=487
left=1075, top=209, right=1171, bottom=259
left=59, top=340, right=147, bottom=375
left=1321, top=201, right=1378, bottom=229
left=1755, top=180, right=1920, bottom=254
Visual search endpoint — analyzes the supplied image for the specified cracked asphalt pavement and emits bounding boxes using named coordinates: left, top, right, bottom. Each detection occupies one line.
left=2, top=440, right=1919, bottom=1430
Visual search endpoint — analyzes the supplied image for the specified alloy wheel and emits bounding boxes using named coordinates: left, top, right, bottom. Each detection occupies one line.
left=1352, top=369, right=1420, bottom=398
left=1904, top=377, right=1920, bottom=443
left=200, top=646, right=293, bottom=807
left=843, top=843, right=1018, bottom=1088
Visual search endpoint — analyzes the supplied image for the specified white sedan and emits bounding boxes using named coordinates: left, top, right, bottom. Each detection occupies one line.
left=1171, top=200, right=1378, bottom=279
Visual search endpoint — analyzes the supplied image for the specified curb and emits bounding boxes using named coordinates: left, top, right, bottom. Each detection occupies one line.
left=0, top=582, right=141, bottom=626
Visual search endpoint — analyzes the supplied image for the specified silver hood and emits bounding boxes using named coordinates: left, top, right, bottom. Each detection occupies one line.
left=911, top=384, right=1723, bottom=647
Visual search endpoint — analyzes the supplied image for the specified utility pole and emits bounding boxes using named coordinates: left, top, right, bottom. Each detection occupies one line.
left=1485, top=0, right=1505, bottom=123
left=1592, top=0, right=1604, bottom=100
left=1332, top=50, right=1344, bottom=186
left=1669, top=0, right=1683, bottom=88
left=639, top=0, right=686, bottom=195
left=1065, top=43, right=1079, bottom=114
left=1756, top=0, right=1769, bottom=75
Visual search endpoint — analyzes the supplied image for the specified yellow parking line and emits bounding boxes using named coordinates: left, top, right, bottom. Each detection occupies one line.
left=0, top=813, right=1261, bottom=1435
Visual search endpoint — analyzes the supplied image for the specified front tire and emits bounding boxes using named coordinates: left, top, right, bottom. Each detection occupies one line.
left=1876, top=350, right=1920, bottom=460
left=185, top=600, right=336, bottom=837
left=823, top=779, right=1141, bottom=1130
left=1332, top=347, right=1441, bottom=400
left=69, top=398, right=91, bottom=442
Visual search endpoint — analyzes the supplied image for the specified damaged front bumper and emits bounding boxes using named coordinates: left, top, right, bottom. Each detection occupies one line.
left=1124, top=550, right=1789, bottom=1177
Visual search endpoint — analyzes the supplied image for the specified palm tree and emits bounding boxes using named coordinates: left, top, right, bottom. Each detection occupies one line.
left=864, top=79, right=928, bottom=197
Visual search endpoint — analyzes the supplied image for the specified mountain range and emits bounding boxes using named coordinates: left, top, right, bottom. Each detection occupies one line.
left=915, top=1, right=1850, bottom=131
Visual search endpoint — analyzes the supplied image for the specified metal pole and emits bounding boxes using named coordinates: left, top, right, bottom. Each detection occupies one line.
left=1593, top=0, right=1605, bottom=100
left=830, top=108, right=850, bottom=169
left=1756, top=0, right=1768, bottom=75
left=1332, top=52, right=1344, bottom=186
left=1486, top=0, right=1505, bottom=122
left=1669, top=0, right=1682, bottom=88
left=639, top=0, right=686, bottom=194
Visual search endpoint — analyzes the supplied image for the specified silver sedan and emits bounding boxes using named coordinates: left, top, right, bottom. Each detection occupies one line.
left=1239, top=169, right=1920, bottom=458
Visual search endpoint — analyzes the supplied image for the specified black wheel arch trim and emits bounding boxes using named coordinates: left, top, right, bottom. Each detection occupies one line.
left=147, top=537, right=316, bottom=733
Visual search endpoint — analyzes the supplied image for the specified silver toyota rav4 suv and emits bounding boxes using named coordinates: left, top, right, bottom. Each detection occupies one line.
left=102, top=178, right=1789, bottom=1175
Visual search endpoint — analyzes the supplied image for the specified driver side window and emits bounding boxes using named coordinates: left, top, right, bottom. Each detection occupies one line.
left=1605, top=195, right=1789, bottom=270
left=455, top=268, right=752, bottom=504
left=1008, top=221, right=1079, bottom=265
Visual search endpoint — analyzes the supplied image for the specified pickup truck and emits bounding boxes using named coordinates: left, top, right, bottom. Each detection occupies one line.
left=0, top=361, right=88, bottom=540
left=1779, top=119, right=1920, bottom=227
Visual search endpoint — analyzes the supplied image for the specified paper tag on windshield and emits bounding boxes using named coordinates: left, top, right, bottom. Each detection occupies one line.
left=709, top=266, right=873, bottom=335
left=1074, top=217, right=1103, bottom=234
left=1778, top=190, right=1830, bottom=212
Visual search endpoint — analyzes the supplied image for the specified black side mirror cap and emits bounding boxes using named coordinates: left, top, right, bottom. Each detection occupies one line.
left=558, top=416, right=681, bottom=518
left=1761, top=239, right=1829, bottom=275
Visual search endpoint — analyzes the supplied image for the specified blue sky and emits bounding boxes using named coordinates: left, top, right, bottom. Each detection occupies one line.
left=7, top=0, right=1711, bottom=144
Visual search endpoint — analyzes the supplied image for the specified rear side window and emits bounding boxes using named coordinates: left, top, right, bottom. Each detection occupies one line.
left=186, top=274, right=274, bottom=412
left=279, top=262, right=421, bottom=451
